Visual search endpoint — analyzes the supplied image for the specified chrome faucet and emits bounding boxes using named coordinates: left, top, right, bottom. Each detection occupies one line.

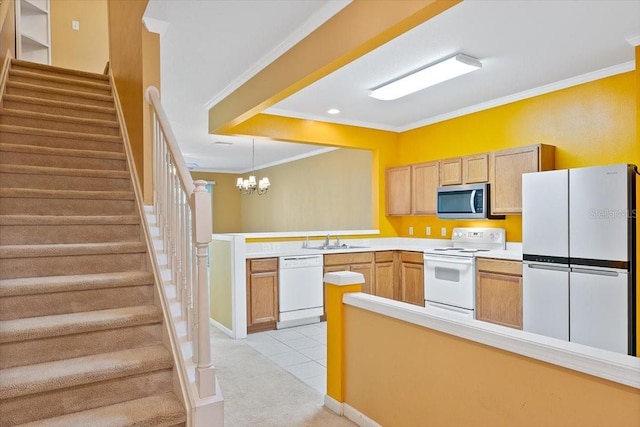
left=324, top=234, right=331, bottom=247
left=335, top=236, right=341, bottom=247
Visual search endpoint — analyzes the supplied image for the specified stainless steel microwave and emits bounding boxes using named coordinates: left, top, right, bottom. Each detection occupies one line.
left=436, top=183, right=488, bottom=219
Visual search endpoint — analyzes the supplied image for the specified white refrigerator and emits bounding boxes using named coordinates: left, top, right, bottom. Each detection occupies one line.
left=522, top=164, right=636, bottom=355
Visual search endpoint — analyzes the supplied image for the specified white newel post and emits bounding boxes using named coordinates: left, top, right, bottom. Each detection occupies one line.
left=193, top=180, right=216, bottom=398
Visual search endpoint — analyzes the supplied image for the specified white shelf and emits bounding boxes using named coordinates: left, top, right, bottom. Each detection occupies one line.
left=15, top=0, right=51, bottom=65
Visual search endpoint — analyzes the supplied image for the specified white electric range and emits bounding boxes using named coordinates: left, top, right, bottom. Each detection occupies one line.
left=423, top=227, right=506, bottom=319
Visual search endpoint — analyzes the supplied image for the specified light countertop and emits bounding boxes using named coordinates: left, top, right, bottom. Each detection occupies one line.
left=243, top=237, right=523, bottom=261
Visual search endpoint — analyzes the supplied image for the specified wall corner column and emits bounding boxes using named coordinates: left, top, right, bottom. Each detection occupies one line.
left=324, top=271, right=364, bottom=411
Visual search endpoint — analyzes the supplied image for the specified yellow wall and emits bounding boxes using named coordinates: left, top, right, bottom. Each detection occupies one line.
left=227, top=115, right=400, bottom=237
left=344, top=306, right=640, bottom=427
left=209, top=239, right=233, bottom=330
left=0, top=0, right=15, bottom=65
left=393, top=71, right=637, bottom=242
left=190, top=172, right=242, bottom=234
left=240, top=148, right=372, bottom=233
left=107, top=0, right=149, bottom=194
left=141, top=26, right=159, bottom=204
left=50, top=0, right=109, bottom=73
left=230, top=72, right=636, bottom=242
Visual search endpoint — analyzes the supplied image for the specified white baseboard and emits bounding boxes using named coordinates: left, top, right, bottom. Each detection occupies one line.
left=209, top=318, right=234, bottom=338
left=344, top=403, right=382, bottom=427
left=323, top=396, right=381, bottom=427
left=323, top=395, right=343, bottom=416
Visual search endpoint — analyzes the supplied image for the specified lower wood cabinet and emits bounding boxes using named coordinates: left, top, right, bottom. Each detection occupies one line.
left=399, top=251, right=424, bottom=306
left=476, top=258, right=523, bottom=329
left=323, top=252, right=375, bottom=294
left=374, top=251, right=396, bottom=299
left=246, top=258, right=279, bottom=333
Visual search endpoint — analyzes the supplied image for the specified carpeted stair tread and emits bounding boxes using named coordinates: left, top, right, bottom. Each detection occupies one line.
left=0, top=345, right=173, bottom=399
left=6, top=81, right=113, bottom=102
left=18, top=394, right=186, bottom=427
left=0, top=271, right=154, bottom=297
left=0, top=188, right=135, bottom=200
left=9, top=69, right=111, bottom=91
left=0, top=164, right=129, bottom=179
left=0, top=214, right=139, bottom=226
left=3, top=94, right=117, bottom=115
left=0, top=242, right=146, bottom=259
left=0, top=125, right=122, bottom=144
left=0, top=305, right=162, bottom=344
left=10, top=59, right=110, bottom=82
left=0, top=107, right=119, bottom=129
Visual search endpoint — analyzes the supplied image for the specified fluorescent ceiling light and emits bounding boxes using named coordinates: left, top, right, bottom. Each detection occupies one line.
left=369, top=54, right=482, bottom=101
left=327, top=108, right=340, bottom=115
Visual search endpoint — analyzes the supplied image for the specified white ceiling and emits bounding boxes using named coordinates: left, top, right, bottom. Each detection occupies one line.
left=143, top=0, right=640, bottom=173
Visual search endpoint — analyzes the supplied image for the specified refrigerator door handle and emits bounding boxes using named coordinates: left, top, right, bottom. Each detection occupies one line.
left=470, top=190, right=477, bottom=213
left=526, top=263, right=571, bottom=272
left=571, top=267, right=619, bottom=277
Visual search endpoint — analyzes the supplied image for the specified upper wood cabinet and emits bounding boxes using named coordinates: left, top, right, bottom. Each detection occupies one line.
left=439, top=158, right=462, bottom=186
left=386, top=166, right=411, bottom=216
left=491, top=144, right=555, bottom=215
left=463, top=153, right=489, bottom=183
left=411, top=161, right=439, bottom=215
left=440, top=154, right=489, bottom=186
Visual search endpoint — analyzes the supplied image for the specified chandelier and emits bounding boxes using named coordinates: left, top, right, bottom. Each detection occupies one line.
left=236, top=139, right=270, bottom=195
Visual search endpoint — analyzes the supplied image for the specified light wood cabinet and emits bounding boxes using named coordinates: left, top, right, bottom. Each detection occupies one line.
left=399, top=251, right=424, bottom=306
left=476, top=258, right=523, bottom=329
left=246, top=258, right=278, bottom=333
left=411, top=161, right=439, bottom=215
left=324, top=252, right=375, bottom=294
left=386, top=166, right=411, bottom=216
left=463, top=153, right=489, bottom=183
left=440, top=154, right=489, bottom=186
left=440, top=158, right=462, bottom=186
left=374, top=251, right=396, bottom=299
left=491, top=144, right=555, bottom=214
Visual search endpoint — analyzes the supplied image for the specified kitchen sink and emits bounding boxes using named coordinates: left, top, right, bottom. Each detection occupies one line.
left=303, top=244, right=370, bottom=250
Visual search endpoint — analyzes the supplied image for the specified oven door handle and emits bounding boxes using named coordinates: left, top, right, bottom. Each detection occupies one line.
left=423, top=255, right=474, bottom=265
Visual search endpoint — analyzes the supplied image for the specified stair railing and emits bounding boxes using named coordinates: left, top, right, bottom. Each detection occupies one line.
left=144, top=86, right=216, bottom=399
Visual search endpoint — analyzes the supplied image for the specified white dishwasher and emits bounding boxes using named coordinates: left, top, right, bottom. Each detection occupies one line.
left=278, top=255, right=324, bottom=328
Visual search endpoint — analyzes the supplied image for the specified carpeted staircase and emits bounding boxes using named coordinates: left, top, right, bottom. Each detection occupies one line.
left=0, top=59, right=187, bottom=426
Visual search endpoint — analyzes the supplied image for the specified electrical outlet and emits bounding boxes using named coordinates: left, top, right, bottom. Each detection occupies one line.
left=426, top=226, right=431, bottom=236
left=408, top=226, right=414, bottom=236
left=261, top=243, right=272, bottom=251
left=441, top=227, right=447, bottom=237
left=72, top=20, right=80, bottom=31
left=272, top=243, right=281, bottom=250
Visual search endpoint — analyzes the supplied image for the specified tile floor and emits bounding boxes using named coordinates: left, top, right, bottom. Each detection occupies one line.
left=245, top=321, right=327, bottom=394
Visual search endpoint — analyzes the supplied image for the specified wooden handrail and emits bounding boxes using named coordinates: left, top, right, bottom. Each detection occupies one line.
left=145, top=86, right=196, bottom=196
left=143, top=85, right=215, bottom=400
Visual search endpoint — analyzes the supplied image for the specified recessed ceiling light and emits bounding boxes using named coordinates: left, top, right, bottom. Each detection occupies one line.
left=369, top=53, right=482, bottom=101
left=327, top=108, right=340, bottom=115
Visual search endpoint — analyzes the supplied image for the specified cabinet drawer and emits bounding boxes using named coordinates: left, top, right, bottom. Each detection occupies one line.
left=400, top=251, right=423, bottom=264
left=375, top=251, right=394, bottom=263
left=324, top=252, right=374, bottom=266
left=476, top=258, right=522, bottom=276
left=249, top=257, right=278, bottom=273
